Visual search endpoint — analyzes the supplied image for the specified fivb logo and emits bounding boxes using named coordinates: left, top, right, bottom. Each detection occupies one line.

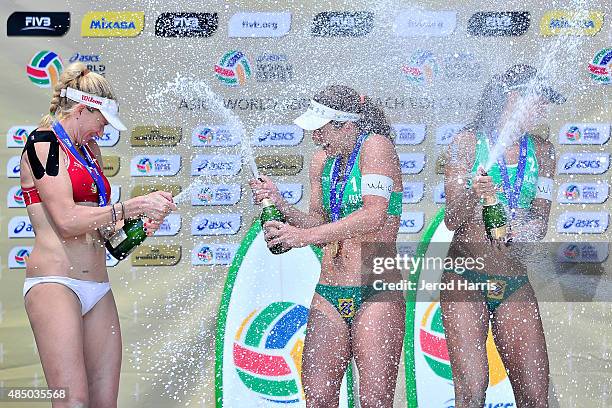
left=192, top=184, right=241, bottom=206
left=192, top=243, right=238, bottom=265
left=8, top=216, right=34, bottom=238
left=557, top=211, right=609, bottom=234
left=6, top=126, right=35, bottom=148
left=7, top=156, right=21, bottom=178
left=436, top=124, right=464, bottom=145
left=557, top=152, right=610, bottom=174
left=7, top=12, right=70, bottom=37
left=130, top=155, right=181, bottom=176
left=9, top=247, right=32, bottom=268
left=228, top=12, right=291, bottom=37
left=399, top=212, right=425, bottom=233
left=312, top=11, right=374, bottom=37
left=7, top=186, right=25, bottom=208
left=192, top=155, right=242, bottom=176
left=94, top=126, right=120, bottom=147
left=277, top=183, right=303, bottom=205
left=393, top=124, right=426, bottom=145
left=467, top=11, right=530, bottom=36
left=153, top=214, right=182, bottom=236
left=155, top=12, right=218, bottom=37
left=399, top=153, right=426, bottom=174
left=559, top=123, right=610, bottom=145
left=558, top=182, right=609, bottom=204
left=433, top=182, right=446, bottom=204
left=393, top=10, right=457, bottom=37
left=192, top=214, right=242, bottom=236
left=253, top=125, right=303, bottom=146
left=192, top=125, right=240, bottom=147
left=557, top=242, right=609, bottom=263
left=403, top=182, right=424, bottom=203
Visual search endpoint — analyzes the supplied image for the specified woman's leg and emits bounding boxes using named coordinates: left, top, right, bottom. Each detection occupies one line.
left=351, top=294, right=405, bottom=408
left=491, top=284, right=549, bottom=408
left=83, top=290, right=122, bottom=408
left=24, top=283, right=89, bottom=408
left=440, top=271, right=491, bottom=408
left=302, top=293, right=352, bottom=408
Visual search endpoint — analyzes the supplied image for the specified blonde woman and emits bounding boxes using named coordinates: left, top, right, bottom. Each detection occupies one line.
left=20, top=62, right=176, bottom=407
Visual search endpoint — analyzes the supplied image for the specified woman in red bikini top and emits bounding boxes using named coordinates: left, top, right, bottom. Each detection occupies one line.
left=19, top=62, right=176, bottom=407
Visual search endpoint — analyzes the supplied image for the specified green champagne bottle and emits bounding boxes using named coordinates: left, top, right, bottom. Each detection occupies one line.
left=105, top=218, right=147, bottom=260
left=482, top=194, right=508, bottom=240
left=260, top=198, right=290, bottom=254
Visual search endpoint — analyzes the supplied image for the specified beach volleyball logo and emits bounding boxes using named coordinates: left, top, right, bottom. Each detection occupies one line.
left=419, top=301, right=507, bottom=386
left=11, top=128, right=29, bottom=145
left=215, top=51, right=252, bottom=86
left=14, top=189, right=25, bottom=206
left=588, top=48, right=611, bottom=85
left=136, top=158, right=153, bottom=174
left=233, top=302, right=309, bottom=403
left=197, top=246, right=214, bottom=262
left=15, top=249, right=30, bottom=266
left=564, top=184, right=580, bottom=201
left=26, top=50, right=63, bottom=88
left=402, top=50, right=438, bottom=84
left=565, top=125, right=582, bottom=142
left=562, top=244, right=580, bottom=260
left=197, top=127, right=214, bottom=144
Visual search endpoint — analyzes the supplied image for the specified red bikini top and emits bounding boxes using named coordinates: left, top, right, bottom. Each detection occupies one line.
left=21, top=130, right=111, bottom=206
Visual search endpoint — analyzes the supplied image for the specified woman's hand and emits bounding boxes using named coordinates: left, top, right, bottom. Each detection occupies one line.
left=249, top=175, right=283, bottom=205
left=263, top=220, right=310, bottom=249
left=472, top=167, right=497, bottom=201
left=125, top=191, right=177, bottom=222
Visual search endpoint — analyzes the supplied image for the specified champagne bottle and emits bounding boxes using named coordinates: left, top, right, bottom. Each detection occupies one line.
left=482, top=194, right=508, bottom=240
left=260, top=198, right=290, bottom=254
left=105, top=218, right=147, bottom=260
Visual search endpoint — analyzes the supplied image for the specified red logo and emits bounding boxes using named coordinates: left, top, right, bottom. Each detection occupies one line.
left=82, top=95, right=102, bottom=105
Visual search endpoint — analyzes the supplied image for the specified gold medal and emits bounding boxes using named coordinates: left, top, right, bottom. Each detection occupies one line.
left=328, top=241, right=339, bottom=257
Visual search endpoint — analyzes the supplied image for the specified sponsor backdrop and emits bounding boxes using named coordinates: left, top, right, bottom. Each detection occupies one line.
left=1, top=0, right=610, bottom=407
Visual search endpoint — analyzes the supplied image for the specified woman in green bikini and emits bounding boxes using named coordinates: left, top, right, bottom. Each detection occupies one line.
left=249, top=85, right=405, bottom=407
left=442, top=65, right=565, bottom=407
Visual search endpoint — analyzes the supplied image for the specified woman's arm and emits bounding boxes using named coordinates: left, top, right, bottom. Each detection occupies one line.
left=443, top=131, right=480, bottom=231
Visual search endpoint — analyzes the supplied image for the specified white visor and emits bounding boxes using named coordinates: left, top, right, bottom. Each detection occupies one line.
left=61, top=87, right=127, bottom=131
left=294, top=100, right=361, bottom=131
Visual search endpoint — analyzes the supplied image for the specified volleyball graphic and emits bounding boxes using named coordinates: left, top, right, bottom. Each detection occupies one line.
left=197, top=187, right=214, bottom=203
left=588, top=48, right=611, bottom=84
left=564, top=185, right=580, bottom=201
left=197, top=128, right=214, bottom=144
left=233, top=302, right=308, bottom=403
left=14, top=189, right=25, bottom=206
left=12, top=128, right=29, bottom=145
left=565, top=126, right=582, bottom=141
left=419, top=301, right=507, bottom=386
left=15, top=249, right=30, bottom=266
left=197, top=246, right=214, bottom=262
left=563, top=244, right=580, bottom=260
left=26, top=51, right=63, bottom=88
left=136, top=158, right=152, bottom=173
left=402, top=50, right=438, bottom=84
left=215, top=51, right=252, bottom=86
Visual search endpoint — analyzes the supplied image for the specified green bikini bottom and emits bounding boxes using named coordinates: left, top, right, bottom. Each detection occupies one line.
left=314, top=283, right=379, bottom=326
left=443, top=269, right=530, bottom=314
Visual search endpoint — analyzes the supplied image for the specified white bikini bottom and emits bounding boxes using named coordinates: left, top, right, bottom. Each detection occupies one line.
left=23, top=276, right=111, bottom=316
